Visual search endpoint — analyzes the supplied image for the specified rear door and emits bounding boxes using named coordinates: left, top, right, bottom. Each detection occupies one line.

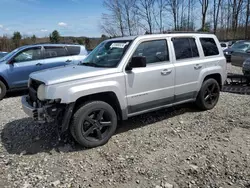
left=42, top=46, right=73, bottom=69
left=231, top=50, right=246, bottom=66
left=171, top=37, right=203, bottom=101
left=7, top=46, right=43, bottom=88
left=65, top=45, right=84, bottom=64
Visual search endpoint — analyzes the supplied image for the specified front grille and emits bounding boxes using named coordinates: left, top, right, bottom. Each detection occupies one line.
left=30, top=79, right=43, bottom=91
left=29, top=87, right=37, bottom=103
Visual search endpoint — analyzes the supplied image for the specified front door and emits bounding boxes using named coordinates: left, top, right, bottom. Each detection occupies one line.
left=7, top=46, right=43, bottom=88
left=125, top=39, right=175, bottom=114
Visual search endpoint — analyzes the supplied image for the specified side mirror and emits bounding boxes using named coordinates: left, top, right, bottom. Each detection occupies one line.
left=246, top=50, right=250, bottom=53
left=8, top=59, right=15, bottom=64
left=126, top=56, right=146, bottom=71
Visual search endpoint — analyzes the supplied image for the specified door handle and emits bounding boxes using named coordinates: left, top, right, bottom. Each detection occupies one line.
left=66, top=59, right=72, bottom=63
left=161, top=69, right=172, bottom=75
left=36, top=63, right=43, bottom=66
left=194, top=64, right=202, bottom=70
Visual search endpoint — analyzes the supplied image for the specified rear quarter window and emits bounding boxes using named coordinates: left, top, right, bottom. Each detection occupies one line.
left=200, top=38, right=219, bottom=56
left=66, top=46, right=81, bottom=55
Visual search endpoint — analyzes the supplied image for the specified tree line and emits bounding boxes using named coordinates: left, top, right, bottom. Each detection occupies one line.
left=0, top=30, right=106, bottom=52
left=101, top=0, right=250, bottom=40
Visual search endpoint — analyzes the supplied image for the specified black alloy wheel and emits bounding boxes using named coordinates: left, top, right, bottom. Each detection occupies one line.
left=71, top=101, right=117, bottom=148
left=81, top=109, right=113, bottom=142
left=196, top=78, right=220, bottom=110
left=203, top=82, right=220, bottom=106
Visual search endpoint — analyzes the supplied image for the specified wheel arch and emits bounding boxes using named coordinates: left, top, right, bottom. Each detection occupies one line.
left=0, top=75, right=9, bottom=89
left=74, top=91, right=124, bottom=121
left=203, top=73, right=222, bottom=89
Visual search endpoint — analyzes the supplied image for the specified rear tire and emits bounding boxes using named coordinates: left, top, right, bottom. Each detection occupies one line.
left=196, top=78, right=220, bottom=110
left=70, top=101, right=117, bottom=148
left=0, top=81, right=7, bottom=100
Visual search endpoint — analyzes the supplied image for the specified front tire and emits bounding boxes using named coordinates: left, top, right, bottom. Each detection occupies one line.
left=196, top=78, right=220, bottom=110
left=70, top=101, right=117, bottom=148
left=0, top=81, right=7, bottom=100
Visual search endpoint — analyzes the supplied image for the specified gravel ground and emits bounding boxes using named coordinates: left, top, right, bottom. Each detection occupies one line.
left=0, top=65, right=250, bottom=188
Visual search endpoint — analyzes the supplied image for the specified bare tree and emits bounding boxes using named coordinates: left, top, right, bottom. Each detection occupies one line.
left=103, top=0, right=125, bottom=36
left=167, top=0, right=180, bottom=30
left=136, top=0, right=155, bottom=33
left=154, top=0, right=167, bottom=33
left=122, top=0, right=137, bottom=35
left=213, top=0, right=222, bottom=34
left=199, top=0, right=209, bottom=31
left=231, top=0, right=244, bottom=37
left=101, top=14, right=120, bottom=37
left=245, top=0, right=250, bottom=38
left=187, top=0, right=191, bottom=29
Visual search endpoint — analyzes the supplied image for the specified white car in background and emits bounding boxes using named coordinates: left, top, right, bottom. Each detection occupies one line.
left=220, top=42, right=229, bottom=51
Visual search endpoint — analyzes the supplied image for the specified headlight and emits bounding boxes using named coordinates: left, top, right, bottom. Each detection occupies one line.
left=37, top=84, right=46, bottom=101
left=28, top=78, right=31, bottom=87
left=224, top=51, right=229, bottom=55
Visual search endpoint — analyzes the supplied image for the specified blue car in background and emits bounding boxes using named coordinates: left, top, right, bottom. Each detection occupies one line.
left=0, top=44, right=88, bottom=100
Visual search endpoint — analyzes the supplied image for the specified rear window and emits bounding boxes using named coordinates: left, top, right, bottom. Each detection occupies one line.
left=200, top=38, right=219, bottom=56
left=44, top=46, right=67, bottom=58
left=172, top=38, right=199, bottom=60
left=66, top=46, right=81, bottom=55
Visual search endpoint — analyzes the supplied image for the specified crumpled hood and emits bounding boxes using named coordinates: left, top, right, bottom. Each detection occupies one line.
left=30, top=65, right=119, bottom=85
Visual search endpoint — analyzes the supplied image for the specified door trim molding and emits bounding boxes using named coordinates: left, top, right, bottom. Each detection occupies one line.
left=127, top=91, right=197, bottom=114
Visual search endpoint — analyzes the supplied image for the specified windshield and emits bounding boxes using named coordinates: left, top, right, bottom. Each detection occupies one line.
left=80, top=40, right=132, bottom=68
left=231, top=42, right=250, bottom=51
left=0, top=48, right=21, bottom=62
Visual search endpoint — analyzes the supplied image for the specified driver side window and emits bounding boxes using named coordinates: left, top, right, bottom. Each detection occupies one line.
left=133, top=40, right=169, bottom=64
left=13, top=47, right=42, bottom=63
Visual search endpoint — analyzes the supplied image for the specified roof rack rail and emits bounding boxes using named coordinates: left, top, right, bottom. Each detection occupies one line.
left=162, top=31, right=212, bottom=34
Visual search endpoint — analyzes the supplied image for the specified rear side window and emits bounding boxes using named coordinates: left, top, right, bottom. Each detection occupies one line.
left=133, top=40, right=169, bottom=64
left=172, top=38, right=199, bottom=60
left=44, top=46, right=67, bottom=58
left=66, top=46, right=81, bottom=55
left=200, top=38, right=219, bottom=56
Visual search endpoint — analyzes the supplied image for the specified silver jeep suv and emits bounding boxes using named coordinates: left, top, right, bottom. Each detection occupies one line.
left=22, top=33, right=227, bottom=148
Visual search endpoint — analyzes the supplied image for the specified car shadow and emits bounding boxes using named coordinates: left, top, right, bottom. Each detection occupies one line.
left=1, top=103, right=198, bottom=155
left=5, top=89, right=28, bottom=99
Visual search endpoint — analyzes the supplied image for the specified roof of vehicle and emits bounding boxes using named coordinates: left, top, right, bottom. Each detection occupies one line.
left=107, top=33, right=217, bottom=42
left=20, top=43, right=85, bottom=49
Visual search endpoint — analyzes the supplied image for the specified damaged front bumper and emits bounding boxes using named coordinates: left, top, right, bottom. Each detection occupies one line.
left=22, top=96, right=46, bottom=123
left=21, top=96, right=75, bottom=132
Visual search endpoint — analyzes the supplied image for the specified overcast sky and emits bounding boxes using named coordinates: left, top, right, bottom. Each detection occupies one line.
left=0, top=0, right=105, bottom=37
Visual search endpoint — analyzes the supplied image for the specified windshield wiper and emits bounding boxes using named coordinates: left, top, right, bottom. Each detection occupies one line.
left=80, top=62, right=106, bottom=68
left=80, top=62, right=97, bottom=67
